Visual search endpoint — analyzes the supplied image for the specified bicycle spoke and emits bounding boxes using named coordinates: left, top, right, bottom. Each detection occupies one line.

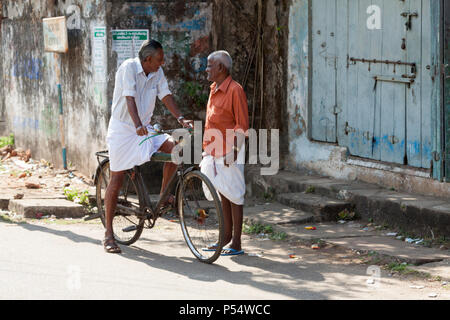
left=96, top=161, right=144, bottom=246
left=179, top=171, right=224, bottom=264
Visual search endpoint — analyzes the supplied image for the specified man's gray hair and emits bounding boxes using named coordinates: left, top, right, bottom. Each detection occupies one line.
left=208, top=50, right=233, bottom=73
left=139, top=40, right=163, bottom=62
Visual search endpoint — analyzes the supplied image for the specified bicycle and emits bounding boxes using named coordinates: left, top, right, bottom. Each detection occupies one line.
left=90, top=127, right=225, bottom=264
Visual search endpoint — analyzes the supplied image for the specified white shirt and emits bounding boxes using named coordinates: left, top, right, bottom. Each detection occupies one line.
left=110, top=57, right=172, bottom=127
left=106, top=57, right=172, bottom=172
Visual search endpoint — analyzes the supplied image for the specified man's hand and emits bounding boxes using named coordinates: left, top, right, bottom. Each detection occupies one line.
left=136, top=125, right=148, bottom=136
left=224, top=147, right=238, bottom=167
left=180, top=119, right=194, bottom=129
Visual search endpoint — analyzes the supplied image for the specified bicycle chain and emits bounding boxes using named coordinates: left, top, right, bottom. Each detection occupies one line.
left=144, top=207, right=156, bottom=229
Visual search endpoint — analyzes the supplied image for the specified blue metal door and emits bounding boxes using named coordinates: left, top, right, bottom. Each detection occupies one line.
left=311, top=0, right=435, bottom=169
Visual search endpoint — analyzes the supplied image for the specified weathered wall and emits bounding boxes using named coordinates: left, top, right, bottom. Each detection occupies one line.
left=1, top=0, right=288, bottom=180
left=106, top=0, right=213, bottom=128
left=211, top=0, right=289, bottom=163
left=0, top=0, right=5, bottom=135
left=1, top=0, right=108, bottom=176
left=1, top=0, right=213, bottom=181
left=104, top=0, right=213, bottom=193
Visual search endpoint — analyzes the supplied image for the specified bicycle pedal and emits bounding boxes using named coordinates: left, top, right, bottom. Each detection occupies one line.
left=122, top=225, right=138, bottom=233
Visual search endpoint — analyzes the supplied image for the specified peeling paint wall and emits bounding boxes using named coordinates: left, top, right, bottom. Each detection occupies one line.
left=1, top=0, right=108, bottom=176
left=0, top=1, right=5, bottom=134
left=287, top=0, right=450, bottom=197
left=2, top=0, right=289, bottom=179
left=106, top=0, right=213, bottom=129
left=211, top=0, right=289, bottom=164
left=0, top=0, right=213, bottom=179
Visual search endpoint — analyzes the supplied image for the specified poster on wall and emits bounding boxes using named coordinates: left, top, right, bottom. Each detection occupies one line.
left=111, top=30, right=149, bottom=69
left=43, top=16, right=69, bottom=53
left=92, top=26, right=107, bottom=83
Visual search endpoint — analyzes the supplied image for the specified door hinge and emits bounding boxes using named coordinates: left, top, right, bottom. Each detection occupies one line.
left=331, top=105, right=342, bottom=115
left=388, top=136, right=399, bottom=145
left=442, top=64, right=450, bottom=79
left=432, top=151, right=441, bottom=162
left=400, top=11, right=418, bottom=31
left=344, top=122, right=355, bottom=135
left=363, top=131, right=373, bottom=141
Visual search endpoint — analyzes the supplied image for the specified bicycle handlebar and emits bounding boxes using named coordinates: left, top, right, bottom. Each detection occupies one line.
left=139, top=125, right=194, bottom=146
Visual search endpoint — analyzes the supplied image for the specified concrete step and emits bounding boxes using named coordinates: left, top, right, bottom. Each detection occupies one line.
left=8, top=198, right=88, bottom=218
left=327, top=236, right=450, bottom=266
left=276, top=192, right=354, bottom=222
left=247, top=166, right=382, bottom=200
left=0, top=193, right=67, bottom=210
left=241, top=199, right=450, bottom=269
left=244, top=202, right=315, bottom=226
left=246, top=166, right=450, bottom=238
left=410, top=259, right=450, bottom=281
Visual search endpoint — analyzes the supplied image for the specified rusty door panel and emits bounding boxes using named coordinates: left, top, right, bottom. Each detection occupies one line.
left=311, top=0, right=337, bottom=143
left=377, top=0, right=408, bottom=165
left=312, top=0, right=435, bottom=169
left=444, top=0, right=450, bottom=180
left=406, top=0, right=432, bottom=169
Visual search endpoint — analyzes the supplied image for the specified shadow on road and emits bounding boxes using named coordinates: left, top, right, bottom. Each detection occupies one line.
left=6, top=221, right=371, bottom=299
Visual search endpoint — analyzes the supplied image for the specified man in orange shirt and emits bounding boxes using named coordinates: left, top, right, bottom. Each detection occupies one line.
left=200, top=50, right=249, bottom=256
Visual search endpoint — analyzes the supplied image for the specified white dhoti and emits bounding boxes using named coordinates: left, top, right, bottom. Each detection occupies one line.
left=106, top=119, right=170, bottom=172
left=199, top=149, right=246, bottom=205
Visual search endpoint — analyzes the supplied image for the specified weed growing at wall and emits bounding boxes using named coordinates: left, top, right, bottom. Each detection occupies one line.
left=0, top=134, right=14, bottom=148
left=182, top=81, right=209, bottom=110
left=63, top=187, right=90, bottom=206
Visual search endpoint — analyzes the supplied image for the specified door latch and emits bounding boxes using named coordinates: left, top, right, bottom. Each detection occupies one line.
left=432, top=151, right=441, bottom=162
left=442, top=64, right=450, bottom=80
left=401, top=12, right=418, bottom=31
left=388, top=136, right=399, bottom=145
left=344, top=122, right=356, bottom=135
left=331, top=105, right=342, bottom=115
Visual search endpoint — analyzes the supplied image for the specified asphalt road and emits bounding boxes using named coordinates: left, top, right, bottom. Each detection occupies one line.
left=0, top=217, right=448, bottom=300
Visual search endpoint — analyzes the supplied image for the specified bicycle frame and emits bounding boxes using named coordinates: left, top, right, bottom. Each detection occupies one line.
left=135, top=163, right=182, bottom=224
left=92, top=127, right=195, bottom=224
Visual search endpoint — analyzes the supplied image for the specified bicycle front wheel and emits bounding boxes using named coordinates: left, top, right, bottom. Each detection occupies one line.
left=96, top=160, right=145, bottom=246
left=178, top=170, right=224, bottom=264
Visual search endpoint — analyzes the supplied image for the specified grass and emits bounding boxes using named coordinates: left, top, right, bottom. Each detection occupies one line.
left=305, top=186, right=315, bottom=194
left=0, top=212, right=26, bottom=225
left=0, top=211, right=100, bottom=226
left=337, top=209, right=357, bottom=221
left=262, top=187, right=276, bottom=202
left=385, top=262, right=431, bottom=279
left=243, top=222, right=288, bottom=241
left=63, top=187, right=90, bottom=206
left=0, top=134, right=14, bottom=148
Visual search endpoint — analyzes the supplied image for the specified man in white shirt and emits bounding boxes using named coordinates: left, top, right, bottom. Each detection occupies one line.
left=104, top=40, right=192, bottom=253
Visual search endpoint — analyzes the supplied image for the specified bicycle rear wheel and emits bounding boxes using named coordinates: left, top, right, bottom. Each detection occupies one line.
left=178, top=170, right=224, bottom=264
left=96, top=160, right=145, bottom=245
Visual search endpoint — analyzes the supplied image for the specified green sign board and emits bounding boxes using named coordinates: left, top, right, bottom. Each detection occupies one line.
left=111, top=30, right=149, bottom=68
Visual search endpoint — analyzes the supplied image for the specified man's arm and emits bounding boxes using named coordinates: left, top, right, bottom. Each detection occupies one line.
left=126, top=96, right=148, bottom=136
left=161, top=94, right=193, bottom=128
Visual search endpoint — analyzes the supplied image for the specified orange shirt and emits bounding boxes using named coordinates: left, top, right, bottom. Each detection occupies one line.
left=203, top=76, right=249, bottom=157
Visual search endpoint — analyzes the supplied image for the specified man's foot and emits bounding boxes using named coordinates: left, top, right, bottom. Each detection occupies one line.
left=221, top=248, right=244, bottom=256
left=202, top=243, right=220, bottom=252
left=161, top=194, right=175, bottom=208
left=103, top=236, right=122, bottom=254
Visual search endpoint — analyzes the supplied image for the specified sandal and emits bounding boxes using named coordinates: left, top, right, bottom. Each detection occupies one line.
left=161, top=194, right=175, bottom=208
left=221, top=248, right=245, bottom=256
left=103, top=236, right=122, bottom=254
left=202, top=243, right=220, bottom=252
